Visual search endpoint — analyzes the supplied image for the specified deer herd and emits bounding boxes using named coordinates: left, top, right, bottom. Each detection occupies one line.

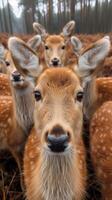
left=0, top=20, right=112, bottom=200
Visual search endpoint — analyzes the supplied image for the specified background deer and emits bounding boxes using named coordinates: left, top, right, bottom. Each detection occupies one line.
left=32, top=20, right=82, bottom=68
left=8, top=35, right=110, bottom=200
left=89, top=77, right=112, bottom=200
left=71, top=36, right=111, bottom=199
left=0, top=35, right=43, bottom=190
left=0, top=70, right=35, bottom=188
left=71, top=36, right=111, bottom=121
left=0, top=34, right=42, bottom=101
left=0, top=37, right=41, bottom=189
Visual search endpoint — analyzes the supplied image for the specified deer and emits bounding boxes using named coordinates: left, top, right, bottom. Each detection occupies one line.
left=89, top=77, right=112, bottom=200
left=0, top=34, right=56, bottom=189
left=8, top=35, right=110, bottom=200
left=23, top=67, right=87, bottom=200
left=72, top=36, right=112, bottom=199
left=71, top=36, right=112, bottom=199
left=71, top=36, right=111, bottom=121
left=32, top=20, right=82, bottom=69
left=0, top=69, right=35, bottom=189
left=0, top=36, right=42, bottom=189
left=0, top=35, right=41, bottom=99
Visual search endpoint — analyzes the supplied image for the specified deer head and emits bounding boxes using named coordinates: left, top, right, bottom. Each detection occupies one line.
left=32, top=21, right=79, bottom=67
left=71, top=36, right=111, bottom=119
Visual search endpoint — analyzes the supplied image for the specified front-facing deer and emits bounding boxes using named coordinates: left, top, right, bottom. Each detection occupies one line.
left=32, top=20, right=82, bottom=68
left=24, top=67, right=87, bottom=200
left=8, top=35, right=110, bottom=200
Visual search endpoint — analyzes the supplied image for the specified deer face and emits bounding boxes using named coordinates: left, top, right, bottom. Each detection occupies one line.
left=44, top=35, right=68, bottom=67
left=33, top=68, right=83, bottom=154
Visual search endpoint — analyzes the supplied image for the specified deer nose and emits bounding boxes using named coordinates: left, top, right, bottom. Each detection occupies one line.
left=51, top=58, right=60, bottom=67
left=12, top=71, right=21, bottom=82
left=47, top=125, right=69, bottom=152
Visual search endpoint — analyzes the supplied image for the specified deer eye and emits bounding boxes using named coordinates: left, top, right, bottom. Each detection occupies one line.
left=62, top=45, right=65, bottom=50
left=45, top=45, right=49, bottom=50
left=76, top=91, right=83, bottom=102
left=5, top=61, right=10, bottom=67
left=34, top=90, right=42, bottom=101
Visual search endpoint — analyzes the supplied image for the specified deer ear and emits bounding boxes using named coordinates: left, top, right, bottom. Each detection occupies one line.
left=78, top=36, right=111, bottom=84
left=33, top=22, right=48, bottom=39
left=27, top=35, right=42, bottom=51
left=8, top=37, right=42, bottom=77
left=61, top=21, right=75, bottom=37
left=71, top=36, right=82, bottom=56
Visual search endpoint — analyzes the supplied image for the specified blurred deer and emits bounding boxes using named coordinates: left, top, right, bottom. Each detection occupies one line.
left=8, top=35, right=110, bottom=200
left=0, top=35, right=41, bottom=98
left=0, top=71, right=35, bottom=189
left=90, top=78, right=112, bottom=200
left=71, top=36, right=111, bottom=121
left=72, top=36, right=112, bottom=199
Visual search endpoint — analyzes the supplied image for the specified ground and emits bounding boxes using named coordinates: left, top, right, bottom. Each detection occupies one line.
left=0, top=151, right=24, bottom=200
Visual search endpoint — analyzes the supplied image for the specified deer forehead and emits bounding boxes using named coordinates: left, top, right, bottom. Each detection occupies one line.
left=36, top=68, right=81, bottom=92
left=45, top=35, right=65, bottom=46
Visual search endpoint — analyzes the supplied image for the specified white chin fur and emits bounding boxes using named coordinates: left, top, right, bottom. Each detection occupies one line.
left=43, top=144, right=73, bottom=156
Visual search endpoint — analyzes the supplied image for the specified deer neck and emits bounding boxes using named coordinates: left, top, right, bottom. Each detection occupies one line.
left=12, top=85, right=34, bottom=135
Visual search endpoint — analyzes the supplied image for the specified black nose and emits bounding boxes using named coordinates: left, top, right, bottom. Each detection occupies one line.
left=51, top=58, right=59, bottom=66
left=47, top=134, right=69, bottom=152
left=12, top=71, right=21, bottom=82
left=47, top=125, right=69, bottom=152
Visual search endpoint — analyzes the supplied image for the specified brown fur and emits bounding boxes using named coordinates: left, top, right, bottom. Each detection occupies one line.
left=0, top=73, right=11, bottom=96
left=90, top=100, right=112, bottom=199
left=87, top=76, right=112, bottom=200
